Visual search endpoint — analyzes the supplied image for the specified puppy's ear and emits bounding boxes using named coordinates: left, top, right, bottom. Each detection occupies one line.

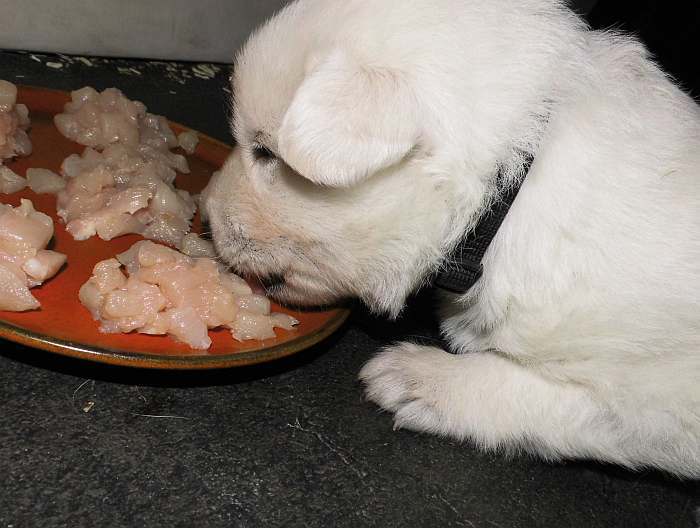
left=278, top=50, right=419, bottom=187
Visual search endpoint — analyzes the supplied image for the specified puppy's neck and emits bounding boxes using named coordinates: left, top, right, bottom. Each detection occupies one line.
left=434, top=152, right=535, bottom=294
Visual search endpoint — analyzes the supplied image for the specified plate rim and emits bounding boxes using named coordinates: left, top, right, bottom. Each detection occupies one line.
left=0, top=308, right=350, bottom=370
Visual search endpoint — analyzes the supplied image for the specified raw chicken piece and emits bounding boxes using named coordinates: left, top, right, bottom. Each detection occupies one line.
left=79, top=240, right=299, bottom=349
left=0, top=80, right=17, bottom=112
left=54, top=144, right=195, bottom=243
left=23, top=249, right=68, bottom=283
left=0, top=166, right=27, bottom=194
left=0, top=80, right=32, bottom=162
left=139, top=113, right=178, bottom=151
left=177, top=130, right=199, bottom=155
left=228, top=312, right=277, bottom=341
left=140, top=213, right=191, bottom=249
left=26, top=168, right=66, bottom=194
left=179, top=233, right=216, bottom=258
left=0, top=199, right=66, bottom=311
left=0, top=264, right=38, bottom=311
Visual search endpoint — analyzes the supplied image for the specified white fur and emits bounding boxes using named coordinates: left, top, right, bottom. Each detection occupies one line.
left=204, top=0, right=700, bottom=476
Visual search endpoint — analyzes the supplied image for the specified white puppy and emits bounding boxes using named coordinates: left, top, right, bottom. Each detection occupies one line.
left=204, top=0, right=700, bottom=476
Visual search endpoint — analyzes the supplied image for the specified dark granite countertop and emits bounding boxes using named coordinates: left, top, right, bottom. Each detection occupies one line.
left=0, top=50, right=698, bottom=528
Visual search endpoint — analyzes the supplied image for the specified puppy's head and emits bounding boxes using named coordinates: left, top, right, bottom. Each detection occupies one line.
left=204, top=0, right=561, bottom=315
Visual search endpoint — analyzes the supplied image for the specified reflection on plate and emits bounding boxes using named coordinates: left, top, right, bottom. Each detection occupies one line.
left=0, top=86, right=349, bottom=370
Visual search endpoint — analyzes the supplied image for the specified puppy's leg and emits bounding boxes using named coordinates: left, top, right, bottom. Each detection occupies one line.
left=360, top=343, right=627, bottom=464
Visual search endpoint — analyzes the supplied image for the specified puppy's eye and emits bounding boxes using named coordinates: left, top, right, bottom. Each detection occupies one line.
left=252, top=144, right=276, bottom=163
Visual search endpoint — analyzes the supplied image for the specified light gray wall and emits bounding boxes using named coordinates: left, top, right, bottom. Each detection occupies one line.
left=0, top=0, right=597, bottom=63
left=0, top=0, right=290, bottom=63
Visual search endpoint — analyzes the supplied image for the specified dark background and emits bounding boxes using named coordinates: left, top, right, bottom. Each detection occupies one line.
left=587, top=0, right=700, bottom=94
left=0, top=1, right=698, bottom=527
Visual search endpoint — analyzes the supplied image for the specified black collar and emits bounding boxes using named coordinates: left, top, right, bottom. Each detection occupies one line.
left=433, top=153, right=534, bottom=294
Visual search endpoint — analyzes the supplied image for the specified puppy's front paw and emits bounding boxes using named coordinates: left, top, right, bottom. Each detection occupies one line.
left=360, top=344, right=623, bottom=464
left=359, top=343, right=460, bottom=435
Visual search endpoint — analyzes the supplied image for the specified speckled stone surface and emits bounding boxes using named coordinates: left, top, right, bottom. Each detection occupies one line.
left=0, top=50, right=698, bottom=528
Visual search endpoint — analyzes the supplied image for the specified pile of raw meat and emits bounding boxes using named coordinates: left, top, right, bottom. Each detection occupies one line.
left=80, top=241, right=298, bottom=349
left=50, top=87, right=199, bottom=248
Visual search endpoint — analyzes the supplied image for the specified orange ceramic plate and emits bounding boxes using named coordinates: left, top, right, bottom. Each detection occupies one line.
left=0, top=86, right=349, bottom=369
